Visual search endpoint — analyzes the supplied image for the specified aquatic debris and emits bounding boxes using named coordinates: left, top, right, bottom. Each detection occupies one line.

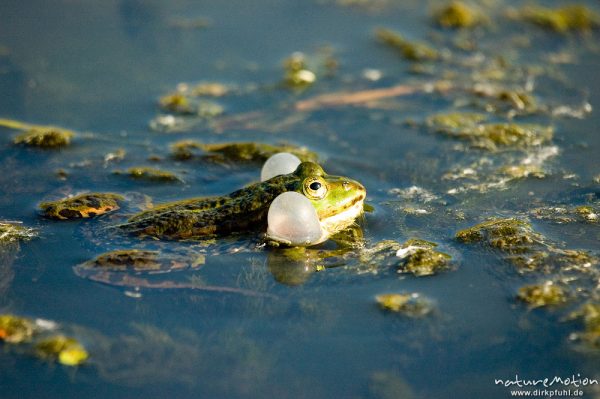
left=148, top=114, right=197, bottom=133
left=426, top=112, right=487, bottom=131
left=470, top=84, right=538, bottom=115
left=396, top=239, right=451, bottom=277
left=376, top=293, right=435, bottom=317
left=517, top=281, right=568, bottom=308
left=498, top=164, right=545, bottom=179
left=569, top=303, right=600, bottom=349
left=358, top=239, right=450, bottom=277
left=0, top=314, right=35, bottom=343
left=14, top=129, right=73, bottom=148
left=283, top=52, right=316, bottom=88
left=35, top=335, right=89, bottom=366
left=76, top=249, right=204, bottom=273
left=104, top=149, right=126, bottom=165
left=427, top=113, right=553, bottom=151
left=532, top=204, right=599, bottom=224
left=0, top=118, right=75, bottom=148
left=519, top=5, right=600, bottom=33
left=158, top=93, right=224, bottom=117
left=170, top=140, right=318, bottom=163
left=375, top=28, right=439, bottom=61
left=184, top=82, right=229, bottom=97
left=0, top=221, right=36, bottom=243
left=433, top=1, right=484, bottom=29
left=575, top=206, right=599, bottom=223
left=40, top=193, right=123, bottom=220
left=114, top=167, right=181, bottom=183
left=456, top=218, right=540, bottom=252
left=294, top=83, right=424, bottom=111
left=388, top=186, right=440, bottom=203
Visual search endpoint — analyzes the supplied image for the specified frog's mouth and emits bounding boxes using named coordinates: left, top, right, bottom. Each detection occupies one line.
left=319, top=193, right=366, bottom=236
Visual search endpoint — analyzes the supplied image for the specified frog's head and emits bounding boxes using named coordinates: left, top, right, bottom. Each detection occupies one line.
left=293, top=162, right=366, bottom=237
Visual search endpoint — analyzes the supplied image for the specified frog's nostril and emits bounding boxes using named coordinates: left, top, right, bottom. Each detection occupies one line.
left=342, top=181, right=350, bottom=191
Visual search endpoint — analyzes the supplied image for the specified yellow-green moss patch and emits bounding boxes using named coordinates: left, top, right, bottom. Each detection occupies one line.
left=375, top=28, right=439, bottom=61
left=40, top=193, right=124, bottom=220
left=35, top=335, right=89, bottom=366
left=171, top=140, right=318, bottom=163
left=376, top=293, right=435, bottom=317
left=517, top=281, right=568, bottom=308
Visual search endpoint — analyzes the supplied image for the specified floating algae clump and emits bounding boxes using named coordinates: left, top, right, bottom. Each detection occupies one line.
left=35, top=335, right=88, bottom=366
left=376, top=293, right=435, bottom=317
left=456, top=218, right=540, bottom=253
left=115, top=167, right=181, bottom=182
left=427, top=113, right=553, bottom=151
left=283, top=52, right=317, bottom=88
left=0, top=221, right=36, bottom=243
left=395, top=239, right=451, bottom=277
left=574, top=206, right=599, bottom=223
left=570, top=303, right=600, bottom=349
left=375, top=28, right=439, bottom=61
left=0, top=118, right=75, bottom=148
left=517, top=281, right=568, bottom=308
left=0, top=314, right=36, bottom=343
left=434, top=1, right=484, bottom=29
left=14, top=129, right=73, bottom=148
left=426, top=112, right=487, bottom=131
left=158, top=93, right=224, bottom=117
left=520, top=5, right=600, bottom=33
left=171, top=140, right=318, bottom=163
left=40, top=193, right=123, bottom=220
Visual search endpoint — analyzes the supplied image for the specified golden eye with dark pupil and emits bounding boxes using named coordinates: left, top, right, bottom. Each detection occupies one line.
left=309, top=182, right=321, bottom=191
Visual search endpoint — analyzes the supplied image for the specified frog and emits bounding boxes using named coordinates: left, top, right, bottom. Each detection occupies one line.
left=118, top=161, right=366, bottom=244
left=68, top=161, right=366, bottom=294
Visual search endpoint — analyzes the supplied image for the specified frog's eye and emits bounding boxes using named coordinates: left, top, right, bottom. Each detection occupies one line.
left=303, top=177, right=328, bottom=199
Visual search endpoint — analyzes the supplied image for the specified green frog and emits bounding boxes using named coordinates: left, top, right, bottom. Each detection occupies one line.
left=119, top=161, right=366, bottom=244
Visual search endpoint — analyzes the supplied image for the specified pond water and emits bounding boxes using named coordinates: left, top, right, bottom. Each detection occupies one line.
left=0, top=0, right=599, bottom=398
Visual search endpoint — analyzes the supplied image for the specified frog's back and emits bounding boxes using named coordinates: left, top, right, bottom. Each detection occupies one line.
left=120, top=174, right=300, bottom=240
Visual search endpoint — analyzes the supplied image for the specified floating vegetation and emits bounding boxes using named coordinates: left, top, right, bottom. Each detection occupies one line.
left=375, top=28, right=439, bottom=61
left=396, top=239, right=451, bottom=277
left=0, top=314, right=36, bottom=343
left=532, top=204, right=599, bottom=224
left=426, top=112, right=487, bottom=132
left=40, top=193, right=123, bottom=220
left=427, top=113, right=554, bottom=151
left=0, top=314, right=88, bottom=367
left=456, top=218, right=540, bottom=252
left=114, top=167, right=182, bottom=183
left=35, top=335, right=89, bottom=366
left=158, top=93, right=224, bottom=117
left=517, top=281, right=568, bottom=308
left=376, top=293, right=435, bottom=317
left=357, top=239, right=451, bottom=277
left=0, top=118, right=75, bottom=148
left=569, top=303, right=600, bottom=350
left=170, top=140, right=318, bottom=163
left=433, top=1, right=485, bottom=29
left=519, top=4, right=600, bottom=33
left=283, top=52, right=317, bottom=88
left=0, top=221, right=36, bottom=243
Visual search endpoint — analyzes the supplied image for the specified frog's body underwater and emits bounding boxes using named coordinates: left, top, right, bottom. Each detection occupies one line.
left=119, top=162, right=366, bottom=245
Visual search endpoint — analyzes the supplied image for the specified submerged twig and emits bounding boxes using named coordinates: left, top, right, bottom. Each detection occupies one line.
left=294, top=83, right=427, bottom=111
